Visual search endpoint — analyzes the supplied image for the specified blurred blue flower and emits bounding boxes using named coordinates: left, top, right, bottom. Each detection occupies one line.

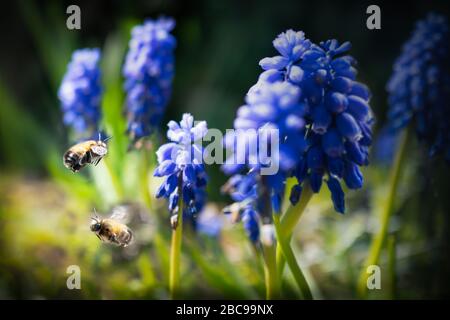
left=259, top=33, right=374, bottom=214
left=222, top=172, right=258, bottom=203
left=58, top=48, right=102, bottom=137
left=196, top=205, right=224, bottom=238
left=154, top=114, right=208, bottom=218
left=242, top=208, right=260, bottom=243
left=387, top=13, right=450, bottom=161
left=123, top=17, right=176, bottom=142
left=373, top=126, right=400, bottom=165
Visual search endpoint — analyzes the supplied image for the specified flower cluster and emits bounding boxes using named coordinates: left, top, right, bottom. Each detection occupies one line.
left=223, top=30, right=373, bottom=224
left=154, top=114, right=208, bottom=220
left=387, top=13, right=450, bottom=161
left=223, top=81, right=308, bottom=215
left=58, top=48, right=102, bottom=138
left=123, top=17, right=176, bottom=143
left=257, top=32, right=373, bottom=213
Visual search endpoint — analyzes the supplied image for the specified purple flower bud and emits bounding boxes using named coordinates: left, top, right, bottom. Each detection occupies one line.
left=327, top=177, right=345, bottom=213
left=336, top=112, right=362, bottom=141
left=325, top=92, right=348, bottom=113
left=347, top=95, right=370, bottom=121
left=322, top=129, right=344, bottom=157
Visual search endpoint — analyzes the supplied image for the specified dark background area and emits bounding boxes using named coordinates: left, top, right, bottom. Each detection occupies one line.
left=1, top=0, right=449, bottom=159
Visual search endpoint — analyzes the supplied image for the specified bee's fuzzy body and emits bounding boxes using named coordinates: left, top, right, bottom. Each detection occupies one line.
left=91, top=218, right=134, bottom=247
left=63, top=140, right=108, bottom=172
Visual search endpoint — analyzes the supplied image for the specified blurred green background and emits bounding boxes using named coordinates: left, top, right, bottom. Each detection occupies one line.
left=0, top=0, right=449, bottom=299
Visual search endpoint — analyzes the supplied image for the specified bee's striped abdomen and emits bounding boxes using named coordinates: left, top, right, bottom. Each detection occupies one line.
left=63, top=150, right=83, bottom=172
left=63, top=140, right=107, bottom=173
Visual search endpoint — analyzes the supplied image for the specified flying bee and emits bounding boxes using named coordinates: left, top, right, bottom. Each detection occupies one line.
left=63, top=134, right=111, bottom=172
left=90, top=207, right=134, bottom=247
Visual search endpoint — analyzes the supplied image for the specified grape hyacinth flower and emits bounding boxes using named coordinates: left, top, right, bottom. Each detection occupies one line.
left=221, top=80, right=309, bottom=246
left=123, top=17, right=176, bottom=143
left=58, top=48, right=102, bottom=138
left=386, top=13, right=450, bottom=161
left=223, top=81, right=308, bottom=214
left=358, top=15, right=449, bottom=295
left=154, top=113, right=208, bottom=224
left=181, top=187, right=208, bottom=232
left=258, top=31, right=374, bottom=213
left=257, top=30, right=312, bottom=87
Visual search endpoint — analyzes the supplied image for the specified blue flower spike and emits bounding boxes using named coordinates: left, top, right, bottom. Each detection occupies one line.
left=154, top=114, right=208, bottom=227
left=222, top=79, right=310, bottom=241
left=123, top=17, right=176, bottom=145
left=387, top=13, right=450, bottom=161
left=259, top=32, right=374, bottom=214
left=58, top=48, right=102, bottom=138
left=223, top=29, right=374, bottom=222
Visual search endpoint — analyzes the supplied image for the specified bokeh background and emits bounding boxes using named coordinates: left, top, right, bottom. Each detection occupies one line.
left=0, top=0, right=449, bottom=299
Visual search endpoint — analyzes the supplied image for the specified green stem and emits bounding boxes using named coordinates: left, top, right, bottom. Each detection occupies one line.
left=140, top=149, right=152, bottom=209
left=280, top=183, right=314, bottom=236
left=261, top=238, right=279, bottom=299
left=357, top=128, right=409, bottom=298
left=276, top=183, right=314, bottom=274
left=257, top=176, right=279, bottom=299
left=103, top=157, right=124, bottom=201
left=387, top=235, right=396, bottom=300
left=273, top=213, right=313, bottom=299
left=169, top=175, right=183, bottom=299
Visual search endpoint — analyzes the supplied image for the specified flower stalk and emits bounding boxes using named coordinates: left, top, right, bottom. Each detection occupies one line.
left=273, top=212, right=312, bottom=299
left=387, top=234, right=397, bottom=299
left=280, top=183, right=314, bottom=236
left=261, top=238, right=279, bottom=300
left=357, top=128, right=409, bottom=298
left=103, top=157, right=124, bottom=201
left=276, top=183, right=313, bottom=274
left=140, top=147, right=153, bottom=209
left=257, top=178, right=280, bottom=300
left=169, top=173, right=183, bottom=299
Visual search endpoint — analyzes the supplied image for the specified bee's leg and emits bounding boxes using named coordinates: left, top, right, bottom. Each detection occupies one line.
left=96, top=234, right=102, bottom=241
left=90, top=152, right=99, bottom=166
left=109, top=234, right=119, bottom=244
left=77, top=152, right=90, bottom=170
left=83, top=151, right=92, bottom=165
left=94, top=155, right=103, bottom=166
left=125, top=229, right=133, bottom=244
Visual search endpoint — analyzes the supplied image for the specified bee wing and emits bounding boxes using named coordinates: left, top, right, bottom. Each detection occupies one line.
left=109, top=205, right=130, bottom=223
